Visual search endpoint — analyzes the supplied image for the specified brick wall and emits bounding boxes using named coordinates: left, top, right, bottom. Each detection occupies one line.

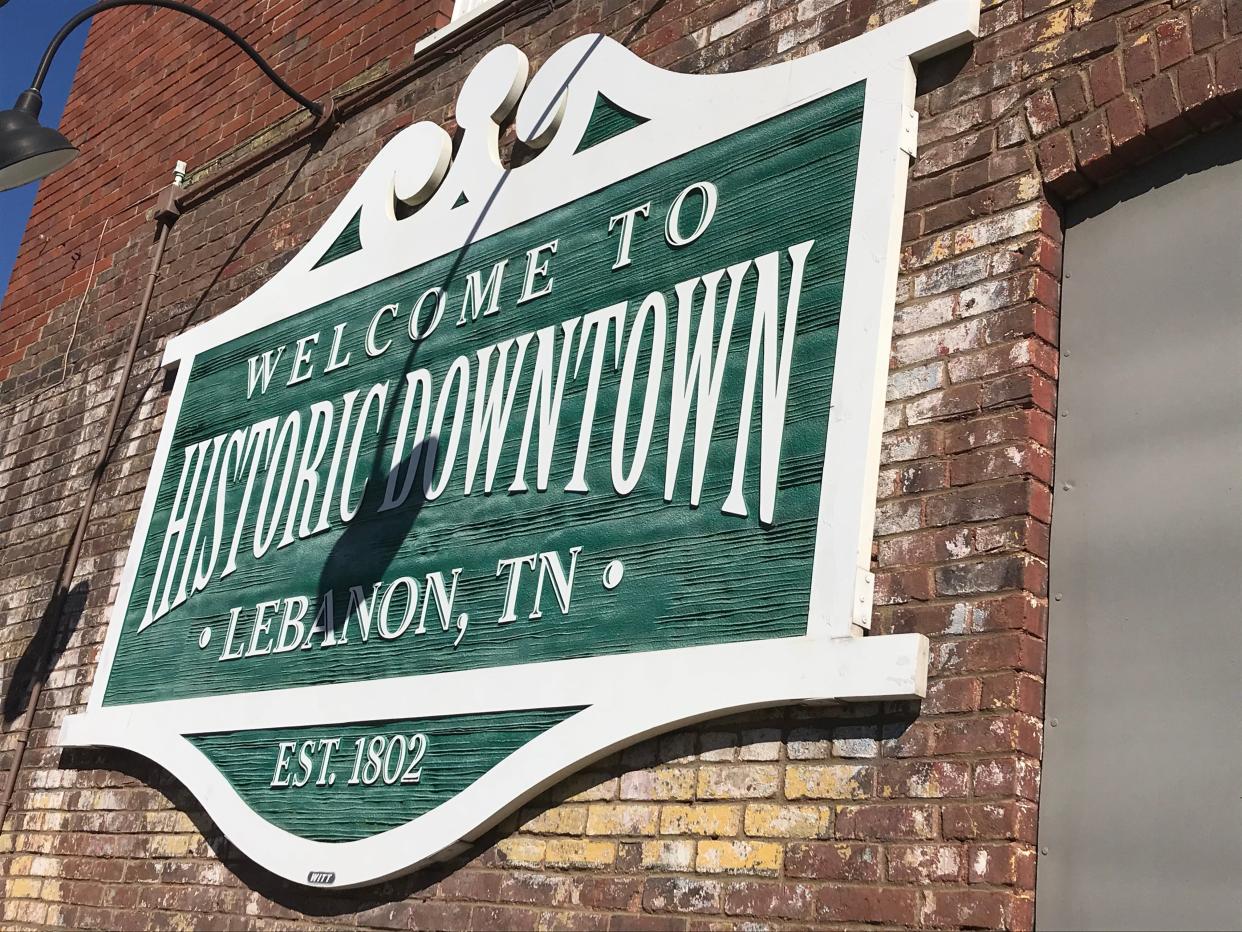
left=0, top=0, right=1237, bottom=927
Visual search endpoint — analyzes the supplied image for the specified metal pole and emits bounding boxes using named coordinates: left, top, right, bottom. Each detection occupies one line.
left=0, top=182, right=179, bottom=835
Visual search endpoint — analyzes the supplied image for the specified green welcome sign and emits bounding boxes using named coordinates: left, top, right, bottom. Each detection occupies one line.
left=63, top=1, right=977, bottom=887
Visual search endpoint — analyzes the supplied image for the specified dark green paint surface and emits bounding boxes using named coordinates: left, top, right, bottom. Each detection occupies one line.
left=576, top=94, right=649, bottom=153
left=106, top=83, right=865, bottom=706
left=314, top=208, right=363, bottom=268
left=190, top=707, right=580, bottom=841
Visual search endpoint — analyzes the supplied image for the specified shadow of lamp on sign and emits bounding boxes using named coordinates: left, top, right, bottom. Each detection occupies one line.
left=0, top=0, right=330, bottom=863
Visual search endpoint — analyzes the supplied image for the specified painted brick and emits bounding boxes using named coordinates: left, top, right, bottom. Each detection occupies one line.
left=586, top=804, right=661, bottom=836
left=620, top=769, right=697, bottom=801
left=694, top=840, right=782, bottom=876
left=784, top=764, right=874, bottom=800
left=640, top=840, right=697, bottom=871
left=784, top=842, right=883, bottom=881
left=696, top=765, right=779, bottom=799
left=720, top=880, right=815, bottom=920
left=887, top=844, right=966, bottom=883
left=742, top=804, right=833, bottom=838
left=660, top=805, right=743, bottom=837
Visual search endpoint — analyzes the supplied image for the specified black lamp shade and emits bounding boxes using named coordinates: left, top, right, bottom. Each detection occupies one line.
left=0, top=95, right=78, bottom=192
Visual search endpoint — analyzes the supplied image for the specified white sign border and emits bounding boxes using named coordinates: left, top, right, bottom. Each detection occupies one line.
left=62, top=0, right=978, bottom=888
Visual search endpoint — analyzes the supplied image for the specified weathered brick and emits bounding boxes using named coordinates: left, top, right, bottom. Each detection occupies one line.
left=888, top=844, right=966, bottom=883
left=643, top=877, right=723, bottom=914
left=969, top=843, right=1038, bottom=885
left=785, top=842, right=883, bottom=881
left=543, top=838, right=617, bottom=868
left=696, top=765, right=779, bottom=800
left=817, top=884, right=921, bottom=925
left=834, top=804, right=937, bottom=840
left=942, top=801, right=1039, bottom=842
left=586, top=804, right=660, bottom=836
left=721, top=880, right=815, bottom=919
left=877, top=760, right=972, bottom=798
left=695, top=840, right=782, bottom=875
left=640, top=840, right=697, bottom=871
left=785, top=764, right=874, bottom=800
left=921, top=888, right=1015, bottom=929
left=743, top=804, right=833, bottom=839
left=660, top=805, right=743, bottom=837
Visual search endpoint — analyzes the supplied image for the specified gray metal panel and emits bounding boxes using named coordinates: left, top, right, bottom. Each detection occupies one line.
left=1037, top=125, right=1242, bottom=931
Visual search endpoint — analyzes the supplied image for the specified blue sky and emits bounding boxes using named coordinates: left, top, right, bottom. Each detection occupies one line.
left=0, top=1, right=90, bottom=307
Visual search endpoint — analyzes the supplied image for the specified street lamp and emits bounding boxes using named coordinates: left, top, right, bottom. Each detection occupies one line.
left=0, top=0, right=326, bottom=191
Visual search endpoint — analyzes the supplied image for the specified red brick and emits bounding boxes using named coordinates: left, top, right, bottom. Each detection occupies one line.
left=834, top=804, right=938, bottom=840
left=1192, top=0, right=1226, bottom=49
left=969, top=843, right=1038, bottom=886
left=1124, top=33, right=1160, bottom=84
left=1155, top=17, right=1193, bottom=68
left=1087, top=54, right=1125, bottom=104
left=942, top=800, right=1040, bottom=842
left=921, top=889, right=1014, bottom=929
left=1177, top=54, right=1233, bottom=127
left=644, top=878, right=723, bottom=915
left=1140, top=72, right=1195, bottom=144
left=721, top=881, right=815, bottom=919
left=887, top=844, right=966, bottom=883
left=1036, top=130, right=1085, bottom=196
left=1025, top=87, right=1060, bottom=137
left=784, top=843, right=884, bottom=881
left=877, top=760, right=972, bottom=798
left=816, top=884, right=921, bottom=925
left=981, top=671, right=1046, bottom=715
left=922, top=675, right=983, bottom=713
left=1105, top=93, right=1158, bottom=162
left=1053, top=75, right=1090, bottom=122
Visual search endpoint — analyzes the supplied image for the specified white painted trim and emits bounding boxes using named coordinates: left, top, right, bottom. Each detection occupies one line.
left=414, top=0, right=512, bottom=56
left=66, top=0, right=978, bottom=888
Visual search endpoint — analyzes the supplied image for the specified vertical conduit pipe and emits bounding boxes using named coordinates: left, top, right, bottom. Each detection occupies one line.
left=0, top=164, right=183, bottom=833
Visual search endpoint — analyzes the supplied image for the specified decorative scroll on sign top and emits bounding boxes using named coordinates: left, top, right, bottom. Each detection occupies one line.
left=62, top=0, right=979, bottom=888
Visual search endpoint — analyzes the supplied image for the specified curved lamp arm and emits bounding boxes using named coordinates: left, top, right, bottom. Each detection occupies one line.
left=30, top=0, right=323, bottom=118
left=0, top=0, right=329, bottom=190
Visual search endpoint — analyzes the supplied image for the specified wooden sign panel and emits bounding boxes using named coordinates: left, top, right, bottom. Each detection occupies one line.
left=62, top=0, right=978, bottom=888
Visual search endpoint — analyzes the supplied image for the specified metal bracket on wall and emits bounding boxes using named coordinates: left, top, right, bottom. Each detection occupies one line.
left=899, top=107, right=919, bottom=158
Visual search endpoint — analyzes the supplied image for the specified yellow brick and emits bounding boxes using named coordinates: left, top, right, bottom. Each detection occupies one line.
left=697, top=765, right=779, bottom=800
left=496, top=836, right=546, bottom=867
left=562, top=773, right=619, bottom=802
left=6, top=877, right=41, bottom=898
left=3, top=900, right=48, bottom=924
left=585, top=803, right=659, bottom=836
left=544, top=838, right=616, bottom=868
left=696, top=840, right=783, bottom=875
left=660, top=804, right=742, bottom=836
left=144, top=810, right=194, bottom=833
left=743, top=803, right=833, bottom=839
left=29, top=856, right=60, bottom=877
left=146, top=834, right=196, bottom=858
left=620, top=768, right=695, bottom=800
left=640, top=840, right=696, bottom=871
left=25, top=792, right=63, bottom=811
left=7, top=855, right=32, bottom=876
left=520, top=806, right=588, bottom=835
left=785, top=764, right=873, bottom=800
